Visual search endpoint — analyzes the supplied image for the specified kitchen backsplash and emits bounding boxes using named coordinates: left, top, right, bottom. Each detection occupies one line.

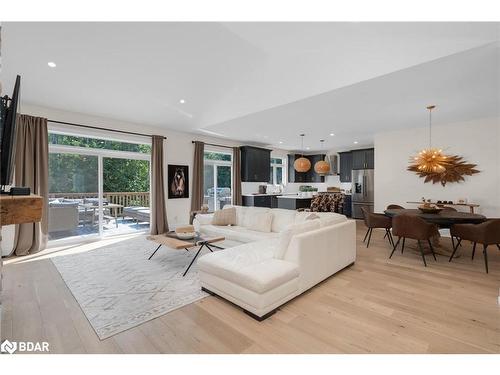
left=241, top=175, right=351, bottom=195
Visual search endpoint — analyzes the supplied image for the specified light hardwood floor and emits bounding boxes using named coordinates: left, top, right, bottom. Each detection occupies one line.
left=2, top=221, right=499, bottom=354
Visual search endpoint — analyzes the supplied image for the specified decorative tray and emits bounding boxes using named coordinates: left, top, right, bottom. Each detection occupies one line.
left=418, top=206, right=443, bottom=214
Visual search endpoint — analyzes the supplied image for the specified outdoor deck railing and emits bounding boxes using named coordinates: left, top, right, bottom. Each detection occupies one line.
left=49, top=192, right=150, bottom=215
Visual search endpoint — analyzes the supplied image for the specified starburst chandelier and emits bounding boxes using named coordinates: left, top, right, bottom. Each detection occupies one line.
left=411, top=105, right=447, bottom=173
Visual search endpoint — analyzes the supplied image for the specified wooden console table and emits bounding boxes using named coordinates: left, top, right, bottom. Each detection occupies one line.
left=0, top=194, right=43, bottom=341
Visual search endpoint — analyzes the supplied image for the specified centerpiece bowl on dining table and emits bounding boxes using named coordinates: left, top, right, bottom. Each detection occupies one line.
left=418, top=205, right=443, bottom=214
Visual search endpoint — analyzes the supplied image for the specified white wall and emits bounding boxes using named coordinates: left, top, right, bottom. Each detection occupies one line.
left=374, top=117, right=500, bottom=217
left=1, top=104, right=243, bottom=254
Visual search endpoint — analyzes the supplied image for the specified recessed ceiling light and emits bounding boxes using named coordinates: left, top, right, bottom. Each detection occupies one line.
left=353, top=141, right=359, bottom=144
left=47, top=62, right=56, bottom=68
left=279, top=141, right=283, bottom=144
left=330, top=133, right=335, bottom=136
left=306, top=147, right=310, bottom=150
left=179, top=99, right=186, bottom=104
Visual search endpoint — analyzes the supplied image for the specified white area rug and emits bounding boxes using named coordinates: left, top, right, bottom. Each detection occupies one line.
left=51, top=235, right=230, bottom=340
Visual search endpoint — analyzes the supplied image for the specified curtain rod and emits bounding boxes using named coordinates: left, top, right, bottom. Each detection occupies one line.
left=48, top=119, right=167, bottom=139
left=192, top=141, right=234, bottom=150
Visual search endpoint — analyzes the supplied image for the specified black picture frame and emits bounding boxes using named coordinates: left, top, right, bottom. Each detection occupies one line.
left=168, top=164, right=189, bottom=199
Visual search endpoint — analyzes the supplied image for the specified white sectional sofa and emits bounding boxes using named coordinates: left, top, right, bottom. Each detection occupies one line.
left=193, top=205, right=356, bottom=320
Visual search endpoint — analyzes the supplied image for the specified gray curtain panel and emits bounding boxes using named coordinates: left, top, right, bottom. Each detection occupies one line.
left=150, top=135, right=169, bottom=235
left=190, top=141, right=205, bottom=212
left=232, top=147, right=242, bottom=206
left=13, top=115, right=49, bottom=256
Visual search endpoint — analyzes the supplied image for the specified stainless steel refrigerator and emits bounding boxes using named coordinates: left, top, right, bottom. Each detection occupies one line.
left=351, top=169, right=374, bottom=219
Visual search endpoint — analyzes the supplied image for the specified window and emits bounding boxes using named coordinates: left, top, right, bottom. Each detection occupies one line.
left=203, top=150, right=232, bottom=212
left=270, top=157, right=285, bottom=185
left=48, top=132, right=151, bottom=242
left=49, top=133, right=151, bottom=153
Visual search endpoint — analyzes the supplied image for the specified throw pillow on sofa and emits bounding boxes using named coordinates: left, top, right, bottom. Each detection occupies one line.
left=223, top=205, right=247, bottom=226
left=270, top=208, right=298, bottom=232
left=212, top=207, right=237, bottom=226
left=294, top=211, right=320, bottom=224
left=244, top=210, right=273, bottom=233
left=195, top=213, right=214, bottom=226
left=315, top=212, right=346, bottom=227
left=274, top=219, right=321, bottom=259
left=306, top=213, right=320, bottom=221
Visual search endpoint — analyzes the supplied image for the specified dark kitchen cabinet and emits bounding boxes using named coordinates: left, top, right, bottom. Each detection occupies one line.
left=240, top=146, right=271, bottom=182
left=287, top=154, right=326, bottom=183
left=342, top=194, right=352, bottom=217
left=352, top=150, right=366, bottom=170
left=339, top=151, right=353, bottom=182
left=277, top=197, right=312, bottom=210
left=243, top=195, right=279, bottom=208
left=365, top=149, right=374, bottom=169
left=352, top=148, right=374, bottom=170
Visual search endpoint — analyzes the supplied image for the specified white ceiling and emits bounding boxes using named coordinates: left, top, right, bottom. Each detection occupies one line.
left=206, top=41, right=500, bottom=151
left=2, top=22, right=499, bottom=150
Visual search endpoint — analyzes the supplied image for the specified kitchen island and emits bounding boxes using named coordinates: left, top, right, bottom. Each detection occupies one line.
left=242, top=193, right=313, bottom=210
left=242, top=193, right=281, bottom=208
left=276, top=195, right=312, bottom=210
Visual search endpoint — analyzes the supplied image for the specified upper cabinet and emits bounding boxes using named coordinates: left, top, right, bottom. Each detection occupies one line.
left=339, top=151, right=353, bottom=182
left=287, top=154, right=326, bottom=183
left=339, top=148, right=374, bottom=182
left=351, top=148, right=374, bottom=170
left=240, top=146, right=271, bottom=182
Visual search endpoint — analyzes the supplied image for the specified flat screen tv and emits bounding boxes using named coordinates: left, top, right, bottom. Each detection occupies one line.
left=0, top=75, right=21, bottom=189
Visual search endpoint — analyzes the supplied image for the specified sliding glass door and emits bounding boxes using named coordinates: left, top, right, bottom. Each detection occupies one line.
left=203, top=150, right=232, bottom=211
left=103, top=156, right=150, bottom=236
left=48, top=152, right=99, bottom=240
left=48, top=132, right=151, bottom=243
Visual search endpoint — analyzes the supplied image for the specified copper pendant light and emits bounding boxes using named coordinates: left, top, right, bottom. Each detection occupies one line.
left=314, top=139, right=330, bottom=175
left=411, top=105, right=447, bottom=173
left=294, top=134, right=311, bottom=173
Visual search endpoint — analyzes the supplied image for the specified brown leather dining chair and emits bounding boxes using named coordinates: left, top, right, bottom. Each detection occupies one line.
left=384, top=205, right=404, bottom=242
left=361, top=207, right=394, bottom=248
left=449, top=219, right=500, bottom=273
left=390, top=214, right=439, bottom=267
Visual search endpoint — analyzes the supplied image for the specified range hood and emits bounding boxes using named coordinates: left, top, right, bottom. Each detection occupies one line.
left=324, top=154, right=338, bottom=175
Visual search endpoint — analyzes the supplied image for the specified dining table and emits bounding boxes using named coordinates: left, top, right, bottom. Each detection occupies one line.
left=384, top=208, right=486, bottom=257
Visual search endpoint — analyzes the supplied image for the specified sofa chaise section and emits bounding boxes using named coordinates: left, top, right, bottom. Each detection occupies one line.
left=196, top=207, right=356, bottom=320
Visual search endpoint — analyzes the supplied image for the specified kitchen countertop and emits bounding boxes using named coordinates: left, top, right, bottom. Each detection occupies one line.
left=276, top=195, right=314, bottom=200
left=242, top=193, right=283, bottom=196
